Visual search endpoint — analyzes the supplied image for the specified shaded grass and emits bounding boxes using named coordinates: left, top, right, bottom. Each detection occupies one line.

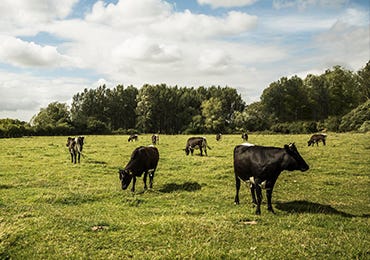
left=0, top=133, right=369, bottom=259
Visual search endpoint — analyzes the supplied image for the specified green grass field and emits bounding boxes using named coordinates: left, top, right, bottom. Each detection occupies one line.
left=0, top=134, right=369, bottom=259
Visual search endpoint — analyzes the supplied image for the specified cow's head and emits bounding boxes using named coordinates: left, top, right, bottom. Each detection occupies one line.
left=77, top=136, right=84, bottom=150
left=184, top=147, right=190, bottom=155
left=119, top=169, right=133, bottom=190
left=66, top=137, right=74, bottom=147
left=284, top=143, right=309, bottom=172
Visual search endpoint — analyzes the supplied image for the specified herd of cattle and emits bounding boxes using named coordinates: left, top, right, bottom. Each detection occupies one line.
left=66, top=133, right=327, bottom=214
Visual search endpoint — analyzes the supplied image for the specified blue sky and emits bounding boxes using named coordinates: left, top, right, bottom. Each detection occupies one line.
left=0, top=0, right=369, bottom=121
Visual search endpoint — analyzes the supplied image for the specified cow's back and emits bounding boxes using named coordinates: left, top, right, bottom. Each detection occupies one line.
left=128, top=146, right=159, bottom=173
left=234, top=145, right=284, bottom=181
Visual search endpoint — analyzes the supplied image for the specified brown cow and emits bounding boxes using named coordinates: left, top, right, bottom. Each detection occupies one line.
left=308, top=134, right=327, bottom=146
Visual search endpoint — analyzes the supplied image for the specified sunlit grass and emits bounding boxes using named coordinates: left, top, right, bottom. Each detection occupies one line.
left=0, top=133, right=369, bottom=258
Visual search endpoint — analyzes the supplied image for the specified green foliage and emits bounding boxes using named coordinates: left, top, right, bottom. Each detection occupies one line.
left=339, top=100, right=370, bottom=132
left=0, top=134, right=369, bottom=258
left=357, top=61, right=370, bottom=101
left=3, top=61, right=370, bottom=135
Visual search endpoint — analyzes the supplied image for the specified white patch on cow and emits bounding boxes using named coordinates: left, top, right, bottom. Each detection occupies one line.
left=249, top=177, right=267, bottom=189
left=241, top=142, right=255, bottom=146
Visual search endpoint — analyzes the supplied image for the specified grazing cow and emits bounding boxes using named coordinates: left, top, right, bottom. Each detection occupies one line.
left=216, top=133, right=222, bottom=141
left=152, top=134, right=159, bottom=145
left=185, top=137, right=211, bottom=156
left=308, top=134, right=327, bottom=146
left=66, top=136, right=84, bottom=164
left=119, top=146, right=159, bottom=192
left=234, top=143, right=309, bottom=215
left=128, top=134, right=138, bottom=142
left=242, top=133, right=248, bottom=141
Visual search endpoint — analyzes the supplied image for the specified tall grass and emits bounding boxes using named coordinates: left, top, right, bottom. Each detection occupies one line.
left=0, top=133, right=369, bottom=259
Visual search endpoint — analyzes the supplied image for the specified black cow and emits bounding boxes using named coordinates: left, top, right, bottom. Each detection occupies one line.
left=308, top=134, right=326, bottom=146
left=185, top=137, right=211, bottom=156
left=152, top=134, right=159, bottom=145
left=216, top=133, right=222, bottom=141
left=242, top=133, right=248, bottom=141
left=66, top=136, right=84, bottom=164
left=128, top=134, right=138, bottom=142
left=233, top=143, right=309, bottom=215
left=119, top=146, right=159, bottom=192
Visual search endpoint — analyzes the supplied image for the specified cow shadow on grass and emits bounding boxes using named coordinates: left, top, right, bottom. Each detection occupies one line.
left=275, top=200, right=361, bottom=218
left=159, top=182, right=202, bottom=193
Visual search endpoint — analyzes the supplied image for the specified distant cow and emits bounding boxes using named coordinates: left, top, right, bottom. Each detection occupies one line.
left=152, top=134, right=159, bottom=145
left=216, top=133, right=222, bottom=141
left=242, top=133, right=248, bottom=141
left=66, top=136, right=84, bottom=164
left=128, top=134, right=138, bottom=142
left=185, top=137, right=211, bottom=156
left=234, top=143, right=309, bottom=215
left=308, top=134, right=326, bottom=146
left=119, top=146, right=159, bottom=192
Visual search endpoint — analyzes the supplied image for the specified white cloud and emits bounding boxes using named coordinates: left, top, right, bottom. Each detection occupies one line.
left=0, top=0, right=368, bottom=122
left=152, top=10, right=257, bottom=39
left=0, top=70, right=91, bottom=120
left=197, top=0, right=258, bottom=8
left=85, top=0, right=172, bottom=26
left=314, top=21, right=369, bottom=70
left=273, top=0, right=349, bottom=10
left=0, top=35, right=77, bottom=68
left=0, top=0, right=78, bottom=35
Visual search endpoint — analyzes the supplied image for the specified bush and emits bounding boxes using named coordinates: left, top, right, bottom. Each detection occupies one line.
left=358, top=121, right=370, bottom=132
left=339, top=100, right=370, bottom=132
left=270, top=121, right=318, bottom=134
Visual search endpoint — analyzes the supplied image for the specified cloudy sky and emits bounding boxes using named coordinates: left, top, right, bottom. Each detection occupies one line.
left=0, top=0, right=369, bottom=121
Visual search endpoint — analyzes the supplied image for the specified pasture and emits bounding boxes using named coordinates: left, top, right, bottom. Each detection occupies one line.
left=0, top=134, right=369, bottom=259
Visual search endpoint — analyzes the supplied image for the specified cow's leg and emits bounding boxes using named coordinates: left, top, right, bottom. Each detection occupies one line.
left=204, top=147, right=207, bottom=156
left=265, top=179, right=277, bottom=213
left=250, top=183, right=257, bottom=205
left=266, top=188, right=275, bottom=213
left=234, top=175, right=240, bottom=204
left=149, top=169, right=155, bottom=189
left=70, top=152, right=74, bottom=163
left=131, top=176, right=136, bottom=192
left=143, top=171, right=148, bottom=190
left=199, top=147, right=203, bottom=156
left=190, top=148, right=194, bottom=155
left=254, top=179, right=263, bottom=215
left=77, top=152, right=80, bottom=163
left=322, top=139, right=326, bottom=145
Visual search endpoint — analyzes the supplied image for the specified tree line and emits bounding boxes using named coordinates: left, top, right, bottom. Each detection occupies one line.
left=1, top=61, right=369, bottom=137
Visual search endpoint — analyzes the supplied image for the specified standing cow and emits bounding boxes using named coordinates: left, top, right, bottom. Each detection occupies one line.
left=152, top=134, right=159, bottom=145
left=234, top=143, right=309, bottom=215
left=242, top=133, right=248, bottom=141
left=216, top=133, right=222, bottom=141
left=185, top=137, right=211, bottom=156
left=66, top=136, right=84, bottom=164
left=119, top=146, right=159, bottom=192
left=308, top=134, right=327, bottom=146
left=128, top=134, right=138, bottom=142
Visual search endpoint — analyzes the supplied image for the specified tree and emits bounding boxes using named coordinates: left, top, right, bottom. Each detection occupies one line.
left=323, top=66, right=360, bottom=117
left=31, top=102, right=71, bottom=128
left=357, top=60, right=370, bottom=101
left=201, top=97, right=224, bottom=133
left=305, top=74, right=329, bottom=121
